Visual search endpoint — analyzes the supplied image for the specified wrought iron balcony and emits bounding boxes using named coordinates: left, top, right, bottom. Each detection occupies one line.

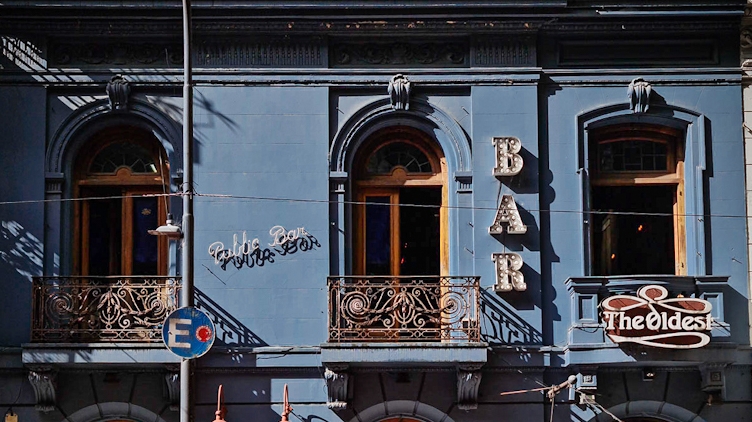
left=31, top=276, right=181, bottom=343
left=327, top=276, right=481, bottom=342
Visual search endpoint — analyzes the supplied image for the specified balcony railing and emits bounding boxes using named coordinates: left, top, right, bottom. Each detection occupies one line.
left=32, top=276, right=181, bottom=343
left=327, top=276, right=480, bottom=342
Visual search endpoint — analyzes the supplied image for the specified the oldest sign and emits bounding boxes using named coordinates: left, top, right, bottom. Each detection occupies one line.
left=600, top=285, right=713, bottom=349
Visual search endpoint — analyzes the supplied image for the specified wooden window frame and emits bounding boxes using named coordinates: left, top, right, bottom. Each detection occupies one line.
left=352, top=127, right=448, bottom=277
left=589, top=124, right=686, bottom=275
left=73, top=130, right=170, bottom=276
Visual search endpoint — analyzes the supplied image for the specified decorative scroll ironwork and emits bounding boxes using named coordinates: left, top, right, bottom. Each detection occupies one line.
left=32, top=276, right=180, bottom=343
left=327, top=276, right=480, bottom=342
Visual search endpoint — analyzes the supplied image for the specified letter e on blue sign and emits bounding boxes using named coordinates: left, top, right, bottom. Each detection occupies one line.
left=163, top=307, right=215, bottom=359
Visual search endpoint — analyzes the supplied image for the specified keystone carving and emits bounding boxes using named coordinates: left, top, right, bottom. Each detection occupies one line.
left=388, top=74, right=411, bottom=111
left=28, top=368, right=56, bottom=412
left=628, top=77, right=651, bottom=114
left=457, top=366, right=482, bottom=410
left=324, top=368, right=348, bottom=410
left=106, top=75, right=131, bottom=111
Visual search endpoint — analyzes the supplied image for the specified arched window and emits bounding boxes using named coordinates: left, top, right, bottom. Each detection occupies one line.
left=353, top=127, right=447, bottom=276
left=73, top=126, right=170, bottom=276
left=589, top=124, right=685, bottom=276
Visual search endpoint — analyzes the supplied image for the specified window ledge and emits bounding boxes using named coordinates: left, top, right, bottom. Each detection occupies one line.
left=22, top=343, right=180, bottom=365
left=321, top=342, right=488, bottom=366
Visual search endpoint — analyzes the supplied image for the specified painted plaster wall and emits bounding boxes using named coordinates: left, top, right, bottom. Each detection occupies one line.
left=543, top=81, right=749, bottom=346
left=0, top=86, right=46, bottom=346
left=193, top=86, right=330, bottom=347
left=471, top=85, right=544, bottom=345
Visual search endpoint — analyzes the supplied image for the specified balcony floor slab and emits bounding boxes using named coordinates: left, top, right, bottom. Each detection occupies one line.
left=321, top=342, right=488, bottom=367
left=22, top=343, right=180, bottom=366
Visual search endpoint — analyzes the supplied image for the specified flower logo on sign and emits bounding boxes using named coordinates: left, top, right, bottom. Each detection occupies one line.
left=600, top=285, right=713, bottom=349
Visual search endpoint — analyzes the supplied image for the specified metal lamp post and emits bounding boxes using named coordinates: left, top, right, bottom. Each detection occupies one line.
left=180, top=1, right=195, bottom=422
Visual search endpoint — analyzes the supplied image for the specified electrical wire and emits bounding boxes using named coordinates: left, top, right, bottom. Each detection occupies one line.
left=577, top=390, right=624, bottom=422
left=0, top=191, right=747, bottom=220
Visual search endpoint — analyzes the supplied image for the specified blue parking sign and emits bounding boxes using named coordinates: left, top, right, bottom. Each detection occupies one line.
left=162, top=307, right=216, bottom=359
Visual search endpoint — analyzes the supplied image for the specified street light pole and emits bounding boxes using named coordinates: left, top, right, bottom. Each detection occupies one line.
left=180, top=1, right=194, bottom=422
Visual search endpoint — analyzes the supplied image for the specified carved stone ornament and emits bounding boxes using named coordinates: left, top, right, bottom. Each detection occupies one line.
left=106, top=75, right=131, bottom=111
left=492, top=137, right=523, bottom=177
left=324, top=368, right=348, bottom=410
left=164, top=372, right=180, bottom=411
left=489, top=195, right=527, bottom=235
left=491, top=253, right=526, bottom=292
left=332, top=42, right=466, bottom=67
left=28, top=368, right=57, bottom=412
left=51, top=42, right=182, bottom=67
left=628, top=77, right=652, bottom=114
left=388, top=74, right=411, bottom=111
left=457, top=366, right=482, bottom=411
left=742, top=28, right=752, bottom=50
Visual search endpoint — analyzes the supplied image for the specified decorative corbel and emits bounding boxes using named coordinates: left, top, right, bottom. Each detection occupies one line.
left=628, top=78, right=651, bottom=114
left=106, top=74, right=131, bottom=111
left=164, top=370, right=180, bottom=411
left=457, top=365, right=483, bottom=411
left=324, top=367, right=349, bottom=410
left=388, top=74, right=411, bottom=111
left=28, top=368, right=56, bottom=412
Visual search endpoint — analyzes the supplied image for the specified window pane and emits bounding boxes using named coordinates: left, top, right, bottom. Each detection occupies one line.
left=90, top=142, right=158, bottom=174
left=132, top=197, right=159, bottom=275
left=365, top=196, right=391, bottom=275
left=399, top=188, right=441, bottom=276
left=598, top=140, right=667, bottom=172
left=88, top=198, right=121, bottom=276
left=366, top=143, right=432, bottom=174
left=592, top=185, right=675, bottom=276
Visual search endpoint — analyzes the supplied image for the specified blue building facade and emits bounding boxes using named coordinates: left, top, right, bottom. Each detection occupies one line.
left=0, top=1, right=750, bottom=421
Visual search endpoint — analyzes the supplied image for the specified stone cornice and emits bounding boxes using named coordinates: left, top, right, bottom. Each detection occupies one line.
left=0, top=17, right=740, bottom=37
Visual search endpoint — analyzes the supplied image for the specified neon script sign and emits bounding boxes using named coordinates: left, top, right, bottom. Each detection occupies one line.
left=600, top=285, right=713, bottom=349
left=208, top=226, right=320, bottom=270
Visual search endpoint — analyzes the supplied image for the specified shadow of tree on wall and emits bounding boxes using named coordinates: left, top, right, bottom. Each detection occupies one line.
left=0, top=220, right=43, bottom=280
left=480, top=289, right=543, bottom=345
left=195, top=287, right=267, bottom=347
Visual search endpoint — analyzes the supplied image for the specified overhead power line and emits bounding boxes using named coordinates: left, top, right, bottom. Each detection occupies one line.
left=0, top=191, right=747, bottom=220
